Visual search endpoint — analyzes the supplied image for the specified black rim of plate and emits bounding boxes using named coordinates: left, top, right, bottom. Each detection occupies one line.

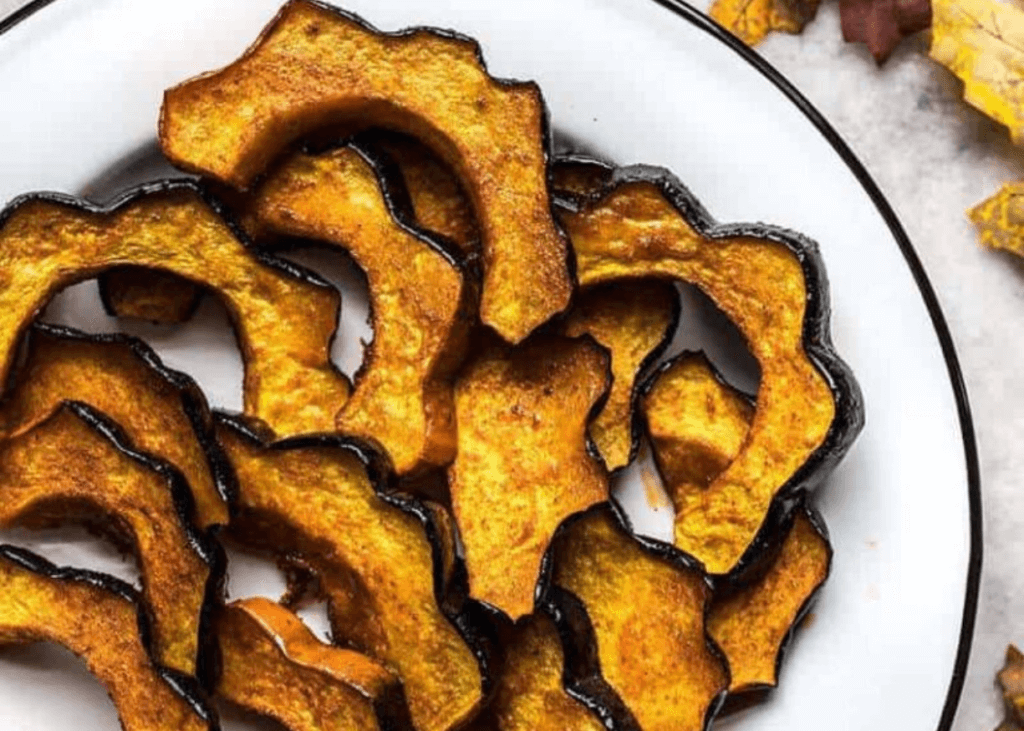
left=0, top=0, right=983, bottom=728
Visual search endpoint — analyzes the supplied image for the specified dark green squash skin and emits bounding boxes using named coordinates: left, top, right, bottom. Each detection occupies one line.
left=0, top=543, right=220, bottom=729
left=8, top=400, right=229, bottom=692
left=552, top=157, right=865, bottom=587
left=535, top=502, right=730, bottom=731
left=212, top=410, right=502, bottom=699
left=712, top=492, right=833, bottom=715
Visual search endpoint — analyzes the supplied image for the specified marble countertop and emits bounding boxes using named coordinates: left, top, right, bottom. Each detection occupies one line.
left=0, top=0, right=1019, bottom=728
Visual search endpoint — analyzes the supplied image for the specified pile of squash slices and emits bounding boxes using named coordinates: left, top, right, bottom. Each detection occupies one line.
left=0, top=2, right=865, bottom=730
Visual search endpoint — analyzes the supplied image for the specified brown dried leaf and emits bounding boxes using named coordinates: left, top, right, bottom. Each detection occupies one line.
left=709, top=0, right=821, bottom=47
left=931, top=0, right=1024, bottom=142
left=840, top=0, right=931, bottom=63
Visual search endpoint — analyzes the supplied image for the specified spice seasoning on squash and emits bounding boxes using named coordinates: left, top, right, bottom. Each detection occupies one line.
left=545, top=505, right=729, bottom=731
left=563, top=280, right=679, bottom=472
left=448, top=334, right=611, bottom=620
left=250, top=143, right=473, bottom=475
left=0, top=323, right=234, bottom=529
left=558, top=166, right=863, bottom=577
left=0, top=181, right=351, bottom=438
left=215, top=413, right=487, bottom=731
left=0, top=402, right=219, bottom=677
left=0, top=545, right=216, bottom=731
left=215, top=597, right=414, bottom=731
left=159, top=0, right=571, bottom=343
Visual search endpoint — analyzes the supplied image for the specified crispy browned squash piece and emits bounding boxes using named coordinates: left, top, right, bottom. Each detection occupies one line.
left=160, top=0, right=571, bottom=343
left=707, top=504, right=831, bottom=693
left=215, top=414, right=485, bottom=731
left=0, top=402, right=217, bottom=677
left=0, top=324, right=233, bottom=528
left=216, top=597, right=413, bottom=731
left=251, top=144, right=472, bottom=474
left=0, top=181, right=350, bottom=437
left=0, top=545, right=215, bottom=731
left=476, top=613, right=606, bottom=731
left=563, top=281, right=679, bottom=471
left=373, top=132, right=480, bottom=253
left=560, top=167, right=863, bottom=576
left=546, top=506, right=728, bottom=731
left=640, top=352, right=754, bottom=535
left=448, top=335, right=610, bottom=620
left=550, top=157, right=615, bottom=202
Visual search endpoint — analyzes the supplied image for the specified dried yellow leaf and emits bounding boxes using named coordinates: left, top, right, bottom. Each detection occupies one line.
left=930, top=0, right=1024, bottom=144
left=969, top=183, right=1024, bottom=254
left=709, top=0, right=821, bottom=46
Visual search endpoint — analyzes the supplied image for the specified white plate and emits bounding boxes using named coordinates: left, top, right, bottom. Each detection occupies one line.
left=0, top=1, right=980, bottom=730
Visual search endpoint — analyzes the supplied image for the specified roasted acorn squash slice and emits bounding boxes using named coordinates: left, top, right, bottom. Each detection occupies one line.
left=0, top=181, right=350, bottom=438
left=216, top=597, right=414, bottom=731
left=0, top=545, right=216, bottom=731
left=0, top=323, right=233, bottom=529
left=473, top=612, right=607, bottom=731
left=563, top=280, right=679, bottom=472
left=640, top=351, right=754, bottom=537
left=708, top=501, right=831, bottom=695
left=0, top=402, right=219, bottom=677
left=215, top=414, right=487, bottom=731
left=250, top=143, right=473, bottom=475
left=159, top=0, right=571, bottom=343
left=557, top=166, right=863, bottom=577
left=544, top=505, right=728, bottom=731
left=448, top=334, right=610, bottom=620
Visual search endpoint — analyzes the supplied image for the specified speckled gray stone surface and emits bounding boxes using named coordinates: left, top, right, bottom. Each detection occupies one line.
left=0, top=0, right=1021, bottom=727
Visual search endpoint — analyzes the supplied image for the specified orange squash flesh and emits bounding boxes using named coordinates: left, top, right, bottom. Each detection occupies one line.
left=216, top=597, right=413, bottom=731
left=560, top=176, right=838, bottom=576
left=160, top=0, right=571, bottom=343
left=563, top=280, right=679, bottom=472
left=0, top=403, right=215, bottom=677
left=548, top=507, right=728, bottom=731
left=640, top=352, right=754, bottom=537
left=482, top=613, right=605, bottom=731
left=707, top=506, right=831, bottom=693
left=100, top=266, right=204, bottom=324
left=0, top=182, right=350, bottom=438
left=448, top=335, right=610, bottom=620
left=0, top=547, right=215, bottom=731
left=215, top=415, right=484, bottom=731
left=0, top=324, right=232, bottom=529
left=251, top=144, right=471, bottom=475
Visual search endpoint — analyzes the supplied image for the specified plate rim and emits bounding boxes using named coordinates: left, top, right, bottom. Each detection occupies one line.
left=0, top=0, right=984, bottom=728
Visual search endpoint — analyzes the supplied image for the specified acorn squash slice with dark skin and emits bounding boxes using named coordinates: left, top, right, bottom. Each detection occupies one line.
left=0, top=545, right=216, bottom=731
left=214, top=413, right=488, bottom=731
left=543, top=504, right=729, bottom=731
left=562, top=280, right=679, bottom=472
left=557, top=164, right=863, bottom=578
left=448, top=334, right=611, bottom=620
left=0, top=401, right=219, bottom=678
left=0, top=323, right=234, bottom=529
left=249, top=143, right=474, bottom=475
left=466, top=612, right=609, bottom=731
left=216, top=597, right=414, bottom=731
left=0, top=180, right=350, bottom=438
left=642, top=352, right=832, bottom=697
left=99, top=131, right=479, bottom=325
left=159, top=0, right=571, bottom=343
